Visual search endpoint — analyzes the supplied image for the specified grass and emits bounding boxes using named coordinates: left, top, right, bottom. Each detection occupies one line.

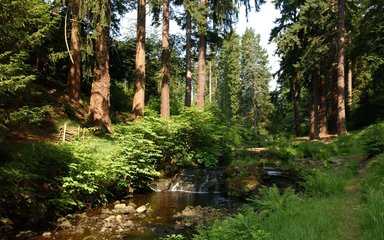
left=262, top=196, right=355, bottom=240
left=359, top=153, right=384, bottom=240
left=359, top=189, right=384, bottom=240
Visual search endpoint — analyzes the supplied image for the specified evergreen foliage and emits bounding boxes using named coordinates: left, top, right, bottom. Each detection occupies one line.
left=218, top=32, right=241, bottom=120
left=240, top=29, right=273, bottom=135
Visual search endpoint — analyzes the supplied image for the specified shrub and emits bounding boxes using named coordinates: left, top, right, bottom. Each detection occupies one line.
left=61, top=134, right=162, bottom=207
left=0, top=143, right=74, bottom=231
left=247, top=185, right=299, bottom=217
left=193, top=208, right=269, bottom=240
left=126, top=108, right=242, bottom=169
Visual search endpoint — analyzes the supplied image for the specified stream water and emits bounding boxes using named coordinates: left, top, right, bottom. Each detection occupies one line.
left=32, top=169, right=237, bottom=240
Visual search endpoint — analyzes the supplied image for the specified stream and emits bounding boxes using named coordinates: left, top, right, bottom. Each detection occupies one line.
left=32, top=169, right=238, bottom=240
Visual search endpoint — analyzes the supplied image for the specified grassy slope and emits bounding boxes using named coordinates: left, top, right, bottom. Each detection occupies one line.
left=194, top=123, right=384, bottom=240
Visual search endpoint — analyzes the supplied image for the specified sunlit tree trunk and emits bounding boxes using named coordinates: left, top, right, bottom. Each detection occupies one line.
left=67, top=0, right=81, bottom=102
left=185, top=6, right=192, bottom=107
left=330, top=36, right=338, bottom=135
left=337, top=0, right=347, bottom=136
left=89, top=0, right=112, bottom=133
left=347, top=59, right=353, bottom=108
left=132, top=0, right=146, bottom=117
left=196, top=0, right=207, bottom=110
left=160, top=0, right=170, bottom=118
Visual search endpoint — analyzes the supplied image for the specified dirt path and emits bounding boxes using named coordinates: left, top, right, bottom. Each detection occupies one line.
left=337, top=158, right=370, bottom=240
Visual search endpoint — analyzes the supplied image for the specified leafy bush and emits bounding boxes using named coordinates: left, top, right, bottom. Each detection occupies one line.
left=193, top=208, right=269, bottom=240
left=172, top=107, right=242, bottom=167
left=247, top=185, right=299, bottom=217
left=0, top=143, right=74, bottom=231
left=61, top=133, right=161, bottom=207
left=123, top=107, right=242, bottom=170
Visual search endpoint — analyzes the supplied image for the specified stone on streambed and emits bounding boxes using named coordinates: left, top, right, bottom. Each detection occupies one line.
left=114, top=203, right=127, bottom=209
left=42, top=232, right=51, bottom=238
left=173, top=205, right=230, bottom=228
left=114, top=203, right=136, bottom=214
left=136, top=205, right=147, bottom=213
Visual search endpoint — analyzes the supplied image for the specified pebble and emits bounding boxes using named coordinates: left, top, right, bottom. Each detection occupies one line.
left=136, top=205, right=147, bottom=213
left=114, top=203, right=127, bottom=209
left=42, top=232, right=51, bottom=238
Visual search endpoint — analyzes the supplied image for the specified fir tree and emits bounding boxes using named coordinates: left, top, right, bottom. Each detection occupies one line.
left=240, top=28, right=272, bottom=135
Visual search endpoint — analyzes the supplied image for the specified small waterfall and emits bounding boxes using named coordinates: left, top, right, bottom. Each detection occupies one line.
left=168, top=169, right=225, bottom=193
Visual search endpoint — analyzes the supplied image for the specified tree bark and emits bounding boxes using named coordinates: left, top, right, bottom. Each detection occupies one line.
left=89, top=0, right=112, bottom=133
left=132, top=0, right=146, bottom=117
left=291, top=77, right=301, bottom=137
left=319, top=73, right=328, bottom=137
left=67, top=0, right=81, bottom=102
left=309, top=71, right=320, bottom=140
left=330, top=36, right=338, bottom=134
left=196, top=0, right=207, bottom=110
left=185, top=5, right=192, bottom=107
left=160, top=0, right=170, bottom=118
left=253, top=101, right=257, bottom=136
left=347, top=59, right=353, bottom=108
left=337, top=0, right=347, bottom=136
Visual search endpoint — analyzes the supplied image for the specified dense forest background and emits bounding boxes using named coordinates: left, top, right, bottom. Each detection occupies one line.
left=1, top=0, right=384, bottom=238
left=0, top=0, right=383, bottom=138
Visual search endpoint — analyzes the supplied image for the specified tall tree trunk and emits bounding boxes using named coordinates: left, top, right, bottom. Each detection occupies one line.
left=291, top=77, right=301, bottom=137
left=185, top=5, right=192, bottom=107
left=319, top=73, right=328, bottom=137
left=347, top=59, right=353, bottom=108
left=337, top=0, right=347, bottom=136
left=309, top=72, right=320, bottom=140
left=132, top=0, right=146, bottom=117
left=293, top=88, right=301, bottom=137
left=67, top=0, right=81, bottom=102
left=253, top=101, right=257, bottom=136
left=160, top=0, right=170, bottom=118
left=196, top=0, right=207, bottom=110
left=89, top=0, right=112, bottom=133
left=330, top=37, right=338, bottom=134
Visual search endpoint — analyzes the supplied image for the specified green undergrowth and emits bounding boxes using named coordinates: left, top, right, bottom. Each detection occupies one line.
left=359, top=153, right=384, bottom=240
left=192, top=122, right=384, bottom=240
left=192, top=156, right=361, bottom=240
left=0, top=108, right=243, bottom=235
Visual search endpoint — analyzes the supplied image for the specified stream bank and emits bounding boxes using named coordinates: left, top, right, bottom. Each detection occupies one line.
left=31, top=192, right=238, bottom=240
